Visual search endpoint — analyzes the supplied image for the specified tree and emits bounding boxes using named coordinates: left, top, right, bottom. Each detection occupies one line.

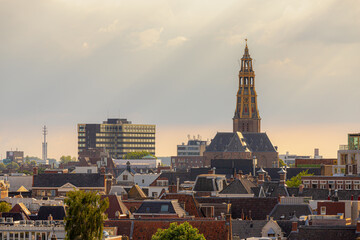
left=6, top=162, right=20, bottom=170
left=60, top=155, right=76, bottom=164
left=0, top=202, right=11, bottom=213
left=151, top=222, right=206, bottom=240
left=64, top=190, right=109, bottom=240
left=286, top=170, right=314, bottom=187
left=279, top=158, right=286, bottom=167
left=30, top=160, right=37, bottom=166
left=0, top=163, right=6, bottom=171
left=123, top=151, right=156, bottom=159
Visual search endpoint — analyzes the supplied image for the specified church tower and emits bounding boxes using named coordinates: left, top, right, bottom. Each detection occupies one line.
left=233, top=40, right=261, bottom=133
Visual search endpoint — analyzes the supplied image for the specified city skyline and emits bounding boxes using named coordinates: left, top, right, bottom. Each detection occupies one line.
left=1, top=0, right=360, bottom=159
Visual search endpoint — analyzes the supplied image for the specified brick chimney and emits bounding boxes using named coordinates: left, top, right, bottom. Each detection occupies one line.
left=257, top=168, right=266, bottom=185
left=356, top=221, right=360, bottom=233
left=100, top=167, right=106, bottom=175
left=291, top=222, right=298, bottom=232
left=33, top=167, right=38, bottom=175
left=278, top=168, right=286, bottom=186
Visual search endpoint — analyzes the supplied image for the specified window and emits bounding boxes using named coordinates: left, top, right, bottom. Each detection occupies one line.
left=160, top=204, right=169, bottom=212
left=346, top=184, right=351, bottom=190
left=320, top=206, right=326, bottom=215
left=123, top=175, right=128, bottom=181
left=142, top=179, right=145, bottom=184
left=87, top=169, right=92, bottom=174
left=338, top=185, right=343, bottom=190
left=51, top=190, right=56, bottom=196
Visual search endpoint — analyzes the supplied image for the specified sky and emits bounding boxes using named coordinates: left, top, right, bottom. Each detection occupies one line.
left=1, top=0, right=360, bottom=160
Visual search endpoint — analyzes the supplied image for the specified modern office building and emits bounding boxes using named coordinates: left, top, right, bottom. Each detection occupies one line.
left=334, top=133, right=360, bottom=176
left=78, top=118, right=155, bottom=159
left=6, top=150, right=24, bottom=164
left=171, top=137, right=209, bottom=170
left=177, top=138, right=208, bottom=156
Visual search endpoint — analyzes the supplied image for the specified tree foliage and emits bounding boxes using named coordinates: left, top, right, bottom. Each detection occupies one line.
left=6, top=162, right=20, bottom=170
left=0, top=163, right=6, bottom=171
left=64, top=190, right=109, bottom=240
left=279, top=158, right=286, bottom=167
left=60, top=155, right=77, bottom=164
left=0, top=202, right=11, bottom=213
left=123, top=151, right=156, bottom=159
left=286, top=170, right=313, bottom=187
left=151, top=222, right=206, bottom=240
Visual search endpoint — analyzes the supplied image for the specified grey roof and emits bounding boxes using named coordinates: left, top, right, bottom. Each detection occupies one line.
left=206, top=132, right=276, bottom=153
left=193, top=175, right=227, bottom=192
left=269, top=204, right=312, bottom=220
left=0, top=176, right=33, bottom=192
left=135, top=200, right=186, bottom=217
left=33, top=173, right=105, bottom=188
left=261, top=181, right=289, bottom=197
left=220, top=178, right=255, bottom=194
left=206, top=132, right=236, bottom=152
left=232, top=220, right=267, bottom=239
left=287, top=188, right=360, bottom=200
left=37, top=206, right=66, bottom=220
left=241, top=133, right=277, bottom=152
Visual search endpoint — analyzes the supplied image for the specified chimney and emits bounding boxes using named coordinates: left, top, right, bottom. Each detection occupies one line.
left=248, top=210, right=252, bottom=220
left=299, top=184, right=304, bottom=194
left=278, top=168, right=286, bottom=186
left=237, top=170, right=243, bottom=179
left=48, top=214, right=53, bottom=221
left=241, top=209, right=245, bottom=220
left=176, top=177, right=180, bottom=193
left=278, top=195, right=281, bottom=204
left=33, top=167, right=38, bottom=175
left=100, top=167, right=106, bottom=175
left=257, top=168, right=266, bottom=185
left=291, top=222, right=298, bottom=232
left=357, top=221, right=360, bottom=233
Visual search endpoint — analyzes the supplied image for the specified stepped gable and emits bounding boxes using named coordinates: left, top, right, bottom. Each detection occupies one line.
left=241, top=132, right=276, bottom=152
left=232, top=220, right=268, bottom=239
left=206, top=132, right=235, bottom=152
left=220, top=178, right=255, bottom=195
left=33, top=173, right=105, bottom=188
left=269, top=204, right=312, bottom=220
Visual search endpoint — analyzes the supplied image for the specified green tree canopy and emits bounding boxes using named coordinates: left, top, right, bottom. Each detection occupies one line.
left=0, top=202, right=11, bottom=213
left=151, top=222, right=206, bottom=240
left=60, top=155, right=77, bottom=164
left=123, top=151, right=156, bottom=159
left=0, top=163, right=6, bottom=171
left=279, top=158, right=286, bottom=167
left=64, top=190, right=109, bottom=240
left=30, top=160, right=37, bottom=166
left=6, top=162, right=20, bottom=170
left=286, top=170, right=314, bottom=187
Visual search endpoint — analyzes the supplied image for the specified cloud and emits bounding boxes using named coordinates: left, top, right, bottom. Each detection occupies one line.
left=98, top=19, right=119, bottom=33
left=167, top=36, right=188, bottom=47
left=131, top=27, right=164, bottom=49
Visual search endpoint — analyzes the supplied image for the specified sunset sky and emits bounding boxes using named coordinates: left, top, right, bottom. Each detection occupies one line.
left=1, top=0, right=360, bottom=159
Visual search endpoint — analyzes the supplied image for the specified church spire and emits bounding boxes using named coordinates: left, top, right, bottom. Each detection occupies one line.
left=233, top=40, right=261, bottom=133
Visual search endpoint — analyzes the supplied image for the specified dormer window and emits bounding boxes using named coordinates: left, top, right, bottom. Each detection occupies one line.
left=160, top=204, right=169, bottom=212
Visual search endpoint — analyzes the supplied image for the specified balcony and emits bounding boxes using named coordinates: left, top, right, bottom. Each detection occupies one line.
left=339, top=145, right=348, bottom=150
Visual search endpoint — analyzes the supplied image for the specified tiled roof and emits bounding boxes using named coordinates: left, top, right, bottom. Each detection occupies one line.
left=105, top=219, right=231, bottom=240
left=232, top=219, right=268, bottom=239
left=101, top=195, right=130, bottom=219
left=37, top=206, right=66, bottom=220
left=220, top=178, right=256, bottom=194
left=261, top=181, right=289, bottom=197
left=269, top=204, right=312, bottom=220
left=241, top=133, right=276, bottom=152
left=206, top=132, right=236, bottom=152
left=160, top=193, right=202, bottom=217
left=33, top=173, right=105, bottom=188
left=196, top=197, right=278, bottom=220
left=288, top=225, right=357, bottom=240
left=135, top=200, right=186, bottom=217
left=128, top=185, right=147, bottom=200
